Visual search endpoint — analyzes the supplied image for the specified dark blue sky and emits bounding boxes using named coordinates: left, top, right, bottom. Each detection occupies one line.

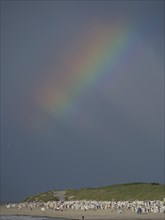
left=1, top=0, right=164, bottom=202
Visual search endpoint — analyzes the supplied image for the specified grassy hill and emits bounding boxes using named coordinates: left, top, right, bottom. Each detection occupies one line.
left=22, top=183, right=165, bottom=202
left=65, top=183, right=165, bottom=201
left=22, top=190, right=59, bottom=203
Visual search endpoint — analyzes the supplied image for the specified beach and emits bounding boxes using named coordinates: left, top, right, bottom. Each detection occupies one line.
left=1, top=205, right=164, bottom=220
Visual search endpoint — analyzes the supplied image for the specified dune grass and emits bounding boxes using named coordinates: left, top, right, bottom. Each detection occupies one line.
left=65, top=183, right=165, bottom=201
left=22, top=182, right=165, bottom=202
left=22, top=190, right=59, bottom=202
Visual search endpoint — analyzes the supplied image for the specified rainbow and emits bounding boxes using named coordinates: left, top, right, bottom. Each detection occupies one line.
left=34, top=21, right=139, bottom=121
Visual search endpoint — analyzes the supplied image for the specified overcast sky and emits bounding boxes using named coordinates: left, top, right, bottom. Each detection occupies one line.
left=1, top=0, right=164, bottom=202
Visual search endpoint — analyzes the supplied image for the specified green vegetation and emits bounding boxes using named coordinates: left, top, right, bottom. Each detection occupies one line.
left=22, top=183, right=165, bottom=202
left=65, top=183, right=165, bottom=201
left=22, top=190, right=59, bottom=202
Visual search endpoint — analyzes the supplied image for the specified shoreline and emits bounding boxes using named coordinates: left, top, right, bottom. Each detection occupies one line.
left=0, top=206, right=165, bottom=220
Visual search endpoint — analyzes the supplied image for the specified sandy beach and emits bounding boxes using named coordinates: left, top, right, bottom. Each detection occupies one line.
left=0, top=205, right=164, bottom=220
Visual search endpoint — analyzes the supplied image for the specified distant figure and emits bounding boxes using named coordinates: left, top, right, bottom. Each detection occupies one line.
left=82, top=216, right=84, bottom=219
left=137, top=207, right=142, bottom=214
